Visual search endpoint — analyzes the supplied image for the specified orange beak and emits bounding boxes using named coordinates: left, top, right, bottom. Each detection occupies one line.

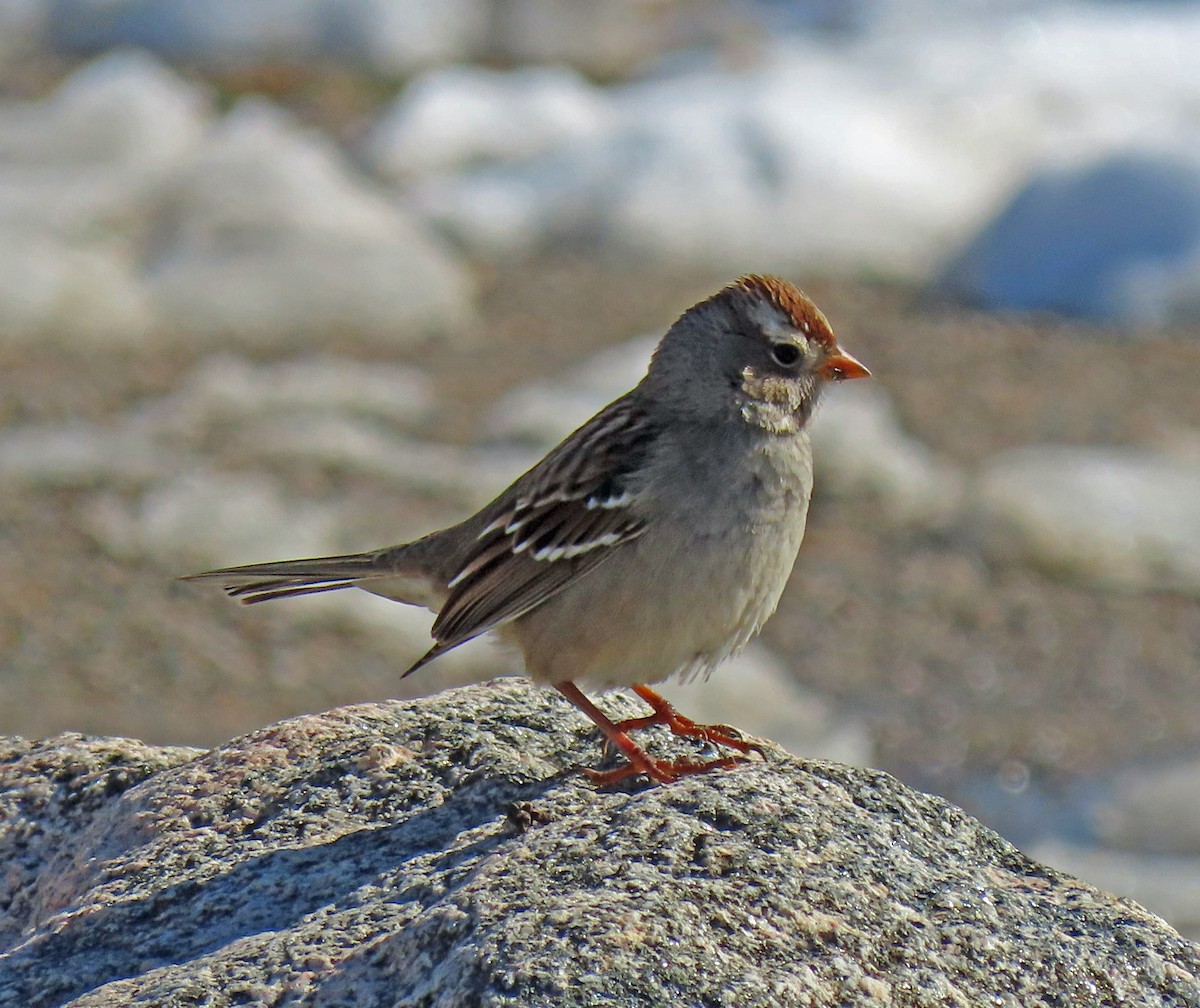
left=818, top=349, right=871, bottom=382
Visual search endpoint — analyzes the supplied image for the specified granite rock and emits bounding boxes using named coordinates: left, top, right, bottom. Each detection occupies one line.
left=2, top=681, right=1197, bottom=1007
left=1032, top=840, right=1200, bottom=944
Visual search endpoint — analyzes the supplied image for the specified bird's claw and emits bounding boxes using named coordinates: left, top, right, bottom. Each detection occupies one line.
left=585, top=753, right=748, bottom=788
left=611, top=710, right=764, bottom=758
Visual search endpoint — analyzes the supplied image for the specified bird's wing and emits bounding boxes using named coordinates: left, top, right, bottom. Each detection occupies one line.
left=404, top=395, right=654, bottom=675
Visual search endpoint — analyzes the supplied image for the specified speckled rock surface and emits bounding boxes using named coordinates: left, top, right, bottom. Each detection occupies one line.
left=1, top=681, right=1197, bottom=1007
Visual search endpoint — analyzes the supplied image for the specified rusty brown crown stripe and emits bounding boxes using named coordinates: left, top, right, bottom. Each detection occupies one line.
left=717, top=275, right=837, bottom=350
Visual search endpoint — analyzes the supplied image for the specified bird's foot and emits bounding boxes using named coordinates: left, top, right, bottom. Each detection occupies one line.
left=584, top=753, right=747, bottom=788
left=614, top=684, right=766, bottom=758
left=553, top=681, right=760, bottom=789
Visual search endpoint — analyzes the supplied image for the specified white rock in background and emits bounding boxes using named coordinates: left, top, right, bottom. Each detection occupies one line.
left=0, top=49, right=210, bottom=236
left=236, top=414, right=534, bottom=509
left=600, top=67, right=976, bottom=279
left=811, top=383, right=964, bottom=528
left=144, top=99, right=475, bottom=346
left=0, top=51, right=208, bottom=345
left=971, top=446, right=1200, bottom=594
left=324, top=0, right=488, bottom=76
left=410, top=160, right=565, bottom=259
left=151, top=354, right=439, bottom=432
left=0, top=232, right=155, bottom=347
left=484, top=334, right=655, bottom=445
left=657, top=643, right=874, bottom=768
left=1031, top=841, right=1200, bottom=940
left=404, top=5, right=1200, bottom=282
left=21, top=4, right=1200, bottom=296
left=0, top=420, right=168, bottom=487
left=83, top=469, right=343, bottom=566
left=364, top=64, right=615, bottom=181
left=886, top=8, right=1200, bottom=181
left=1093, top=758, right=1200, bottom=856
left=416, top=59, right=976, bottom=277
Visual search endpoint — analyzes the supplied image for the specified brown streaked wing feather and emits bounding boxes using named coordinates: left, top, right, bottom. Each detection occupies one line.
left=428, top=396, right=653, bottom=654
left=433, top=548, right=581, bottom=648
left=433, top=506, right=644, bottom=650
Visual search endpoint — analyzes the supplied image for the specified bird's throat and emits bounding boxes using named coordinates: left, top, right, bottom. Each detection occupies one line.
left=736, top=367, right=814, bottom=435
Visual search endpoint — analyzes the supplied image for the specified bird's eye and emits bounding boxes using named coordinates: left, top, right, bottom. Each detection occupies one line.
left=770, top=343, right=801, bottom=367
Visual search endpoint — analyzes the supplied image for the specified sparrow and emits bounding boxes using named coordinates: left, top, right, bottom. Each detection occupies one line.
left=184, top=276, right=870, bottom=784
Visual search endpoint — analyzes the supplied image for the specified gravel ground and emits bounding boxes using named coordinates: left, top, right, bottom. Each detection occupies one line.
left=2, top=259, right=1199, bottom=807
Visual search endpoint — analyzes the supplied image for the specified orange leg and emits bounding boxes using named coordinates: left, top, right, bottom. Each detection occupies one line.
left=554, top=682, right=754, bottom=787
left=614, top=684, right=765, bottom=758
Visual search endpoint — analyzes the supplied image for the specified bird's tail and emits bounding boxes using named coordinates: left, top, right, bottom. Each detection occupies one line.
left=181, top=549, right=427, bottom=606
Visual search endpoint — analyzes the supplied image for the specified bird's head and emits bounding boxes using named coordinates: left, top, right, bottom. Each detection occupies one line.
left=646, top=275, right=870, bottom=433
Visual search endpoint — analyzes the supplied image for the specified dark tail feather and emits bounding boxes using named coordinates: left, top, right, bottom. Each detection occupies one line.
left=401, top=642, right=447, bottom=679
left=184, top=547, right=447, bottom=658
left=182, top=552, right=384, bottom=581
left=181, top=552, right=391, bottom=604
left=231, top=581, right=361, bottom=605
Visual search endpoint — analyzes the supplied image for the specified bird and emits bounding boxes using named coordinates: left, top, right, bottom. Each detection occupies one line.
left=183, top=275, right=870, bottom=785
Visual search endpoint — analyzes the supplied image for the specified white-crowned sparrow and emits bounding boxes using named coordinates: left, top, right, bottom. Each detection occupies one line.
left=184, top=276, right=870, bottom=784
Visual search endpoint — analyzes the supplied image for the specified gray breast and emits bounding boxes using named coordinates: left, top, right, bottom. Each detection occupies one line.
left=642, top=423, right=813, bottom=534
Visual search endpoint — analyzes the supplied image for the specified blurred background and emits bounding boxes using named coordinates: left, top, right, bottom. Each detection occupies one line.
left=0, top=0, right=1198, bottom=935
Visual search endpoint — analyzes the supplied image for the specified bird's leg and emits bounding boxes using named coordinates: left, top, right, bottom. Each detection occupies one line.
left=614, top=684, right=766, bottom=758
left=555, top=682, right=679, bottom=783
left=554, top=682, right=751, bottom=786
